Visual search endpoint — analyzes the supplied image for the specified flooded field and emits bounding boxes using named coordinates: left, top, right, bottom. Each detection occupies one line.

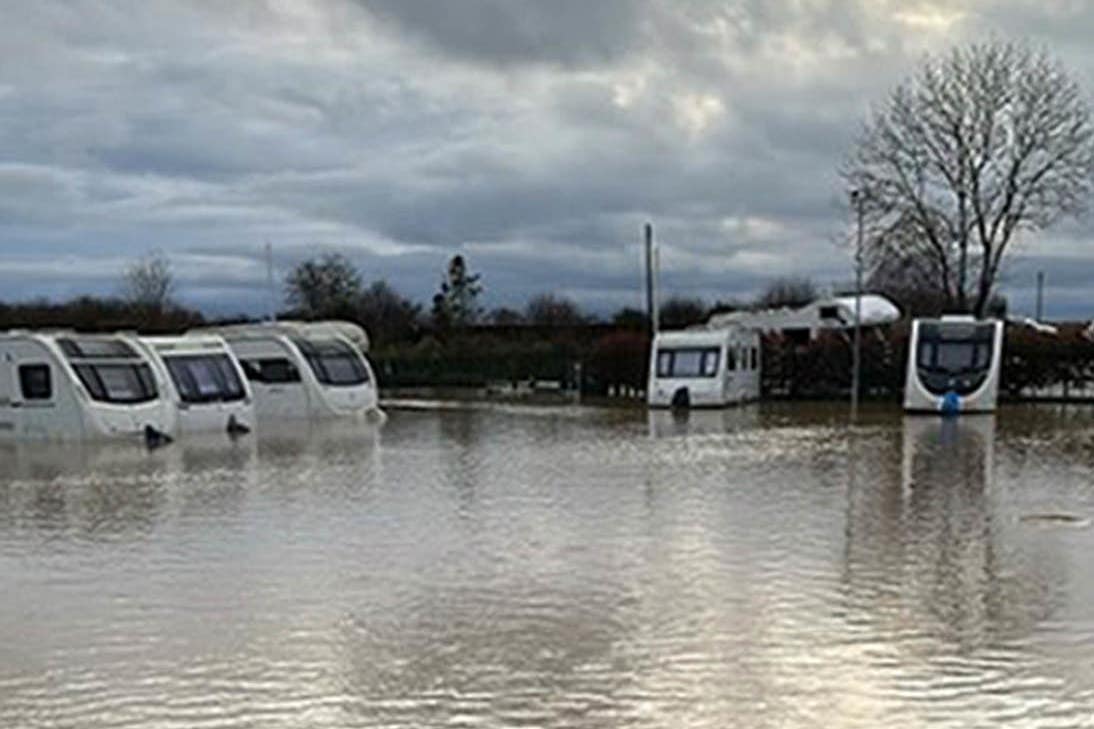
left=3, top=403, right=1094, bottom=728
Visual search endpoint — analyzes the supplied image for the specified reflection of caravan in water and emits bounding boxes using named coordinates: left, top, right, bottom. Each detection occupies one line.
left=199, top=322, right=380, bottom=420
left=904, top=317, right=1004, bottom=414
left=900, top=415, right=995, bottom=500
left=0, top=332, right=172, bottom=441
left=129, top=335, right=255, bottom=435
left=647, top=327, right=761, bottom=408
left=647, top=406, right=760, bottom=438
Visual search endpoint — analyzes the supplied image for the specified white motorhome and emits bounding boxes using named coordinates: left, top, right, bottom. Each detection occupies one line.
left=0, top=332, right=172, bottom=442
left=648, top=327, right=761, bottom=408
left=197, top=322, right=380, bottom=420
left=706, top=294, right=901, bottom=342
left=904, top=316, right=1004, bottom=414
left=129, top=335, right=255, bottom=436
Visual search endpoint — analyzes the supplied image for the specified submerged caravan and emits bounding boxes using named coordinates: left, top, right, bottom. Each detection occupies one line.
left=904, top=316, right=1004, bottom=414
left=647, top=326, right=761, bottom=409
left=0, top=332, right=173, bottom=441
left=199, top=321, right=381, bottom=421
left=0, top=320, right=381, bottom=443
left=128, top=334, right=255, bottom=436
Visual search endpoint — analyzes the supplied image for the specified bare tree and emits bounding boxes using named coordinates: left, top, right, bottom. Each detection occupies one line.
left=122, top=250, right=175, bottom=310
left=844, top=41, right=1094, bottom=316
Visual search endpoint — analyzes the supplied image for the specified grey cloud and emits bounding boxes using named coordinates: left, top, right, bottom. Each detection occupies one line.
left=359, top=0, right=645, bottom=68
left=2, top=1, right=1094, bottom=320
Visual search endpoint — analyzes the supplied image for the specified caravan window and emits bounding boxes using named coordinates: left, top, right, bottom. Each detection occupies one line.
left=74, top=363, right=157, bottom=404
left=703, top=350, right=720, bottom=376
left=165, top=355, right=246, bottom=403
left=293, top=338, right=369, bottom=387
left=58, top=338, right=139, bottom=359
left=240, top=358, right=301, bottom=384
left=916, top=323, right=995, bottom=375
left=19, top=364, right=52, bottom=400
left=657, top=350, right=673, bottom=376
left=656, top=347, right=720, bottom=378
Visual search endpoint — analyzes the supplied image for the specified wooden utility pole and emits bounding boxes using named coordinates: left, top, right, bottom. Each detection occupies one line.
left=645, top=223, right=655, bottom=337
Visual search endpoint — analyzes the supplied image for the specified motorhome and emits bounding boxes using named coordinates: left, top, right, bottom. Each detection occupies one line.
left=904, top=316, right=1004, bottom=414
left=706, top=293, right=901, bottom=343
left=0, top=332, right=172, bottom=442
left=197, top=322, right=380, bottom=420
left=129, top=335, right=255, bottom=436
left=647, top=327, right=761, bottom=408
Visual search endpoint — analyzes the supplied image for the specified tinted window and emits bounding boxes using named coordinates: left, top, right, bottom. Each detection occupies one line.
left=211, top=357, right=246, bottom=399
left=917, top=341, right=933, bottom=368
left=241, top=358, right=301, bottom=384
left=657, top=350, right=673, bottom=377
left=19, top=364, right=52, bottom=400
left=293, top=338, right=369, bottom=386
left=702, top=350, right=720, bottom=376
left=917, top=323, right=996, bottom=375
left=937, top=342, right=976, bottom=371
left=673, top=350, right=704, bottom=377
left=58, top=338, right=138, bottom=360
left=750, top=347, right=758, bottom=371
left=655, top=347, right=720, bottom=378
left=74, top=364, right=158, bottom=404
left=165, top=354, right=246, bottom=403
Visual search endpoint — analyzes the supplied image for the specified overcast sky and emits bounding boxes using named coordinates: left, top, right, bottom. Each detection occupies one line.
left=2, top=1, right=1094, bottom=318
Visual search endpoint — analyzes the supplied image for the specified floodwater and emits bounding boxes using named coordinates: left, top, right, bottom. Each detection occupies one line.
left=3, top=403, right=1094, bottom=728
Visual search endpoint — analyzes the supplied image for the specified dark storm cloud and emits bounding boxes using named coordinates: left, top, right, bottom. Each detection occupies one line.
left=358, top=0, right=645, bottom=68
left=2, top=1, right=1094, bottom=319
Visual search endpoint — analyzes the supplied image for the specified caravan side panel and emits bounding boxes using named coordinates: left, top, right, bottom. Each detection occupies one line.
left=0, top=350, right=12, bottom=437
left=0, top=338, right=85, bottom=441
left=648, top=329, right=760, bottom=408
left=225, top=337, right=312, bottom=420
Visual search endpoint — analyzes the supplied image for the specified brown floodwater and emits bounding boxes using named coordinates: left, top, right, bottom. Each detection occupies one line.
left=2, top=403, right=1094, bottom=728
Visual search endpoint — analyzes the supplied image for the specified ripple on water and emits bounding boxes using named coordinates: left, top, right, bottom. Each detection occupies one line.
left=2, top=405, right=1094, bottom=728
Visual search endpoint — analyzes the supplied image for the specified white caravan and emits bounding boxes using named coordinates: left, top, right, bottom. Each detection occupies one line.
left=904, top=316, right=1004, bottom=414
left=198, top=322, right=380, bottom=420
left=0, top=332, right=172, bottom=442
left=129, top=335, right=255, bottom=436
left=648, top=327, right=761, bottom=408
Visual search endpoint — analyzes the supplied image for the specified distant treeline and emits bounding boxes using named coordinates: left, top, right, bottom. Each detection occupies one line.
left=18, top=249, right=1085, bottom=402
left=0, top=297, right=205, bottom=334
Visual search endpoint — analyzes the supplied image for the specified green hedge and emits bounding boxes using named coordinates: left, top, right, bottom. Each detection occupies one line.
left=372, top=324, right=1094, bottom=401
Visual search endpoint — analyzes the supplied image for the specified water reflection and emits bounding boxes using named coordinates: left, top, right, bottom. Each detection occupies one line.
left=647, top=407, right=760, bottom=439
left=2, top=406, right=1094, bottom=728
left=845, top=416, right=1018, bottom=647
left=838, top=415, right=1079, bottom=723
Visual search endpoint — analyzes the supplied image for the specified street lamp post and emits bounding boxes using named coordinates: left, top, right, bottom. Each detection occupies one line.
left=850, top=190, right=864, bottom=421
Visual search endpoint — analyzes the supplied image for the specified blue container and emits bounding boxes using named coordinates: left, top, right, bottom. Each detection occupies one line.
left=940, top=390, right=961, bottom=415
